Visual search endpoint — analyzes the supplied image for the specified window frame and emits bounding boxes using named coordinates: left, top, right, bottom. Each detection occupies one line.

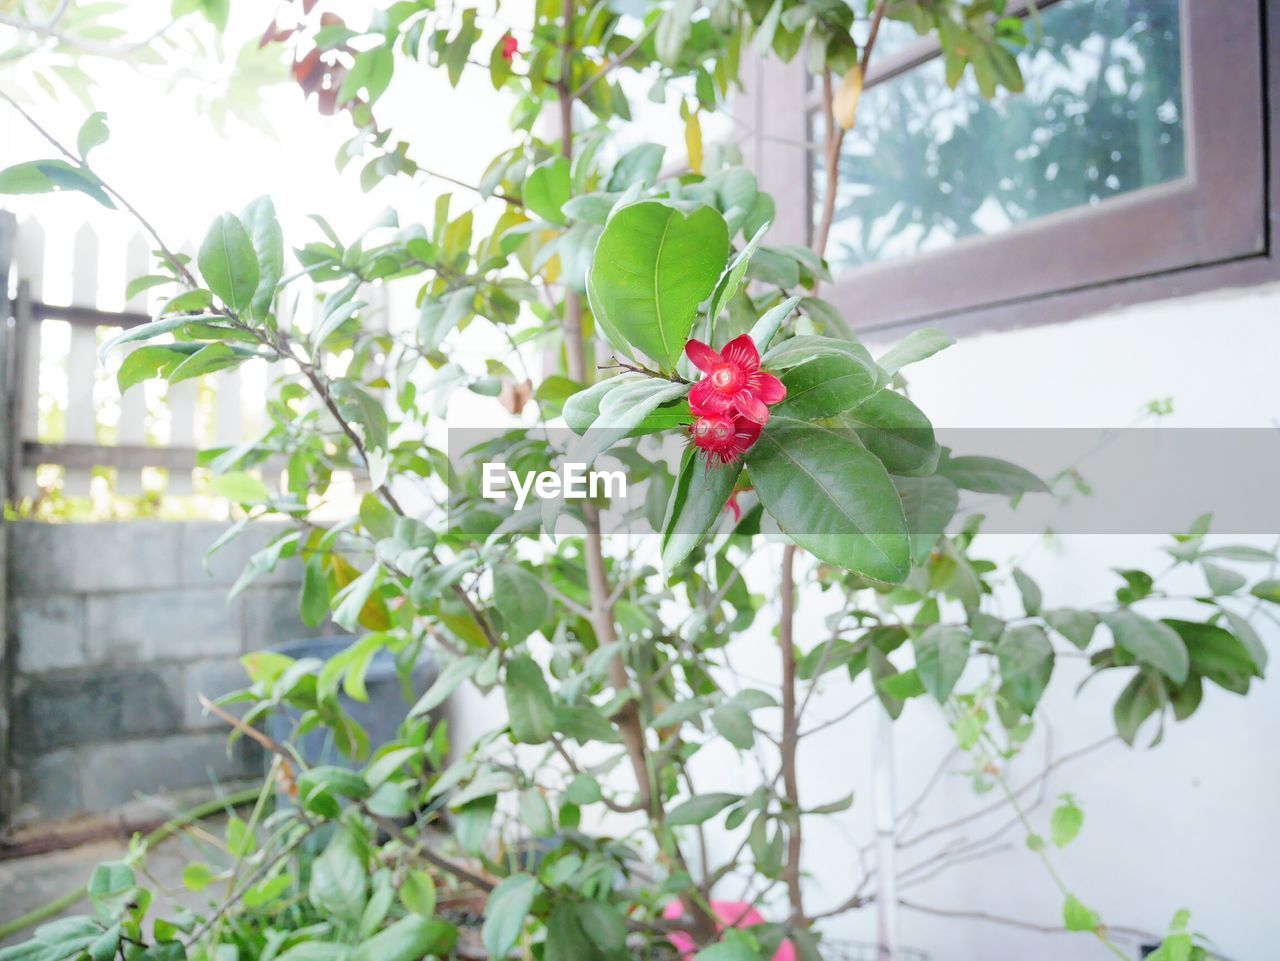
left=744, top=0, right=1278, bottom=337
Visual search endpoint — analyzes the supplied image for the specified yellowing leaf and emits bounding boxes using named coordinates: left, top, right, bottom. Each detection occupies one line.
left=834, top=63, right=864, bottom=131
left=685, top=110, right=703, bottom=174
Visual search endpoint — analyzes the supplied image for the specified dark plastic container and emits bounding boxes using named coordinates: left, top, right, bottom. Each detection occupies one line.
left=264, top=635, right=439, bottom=768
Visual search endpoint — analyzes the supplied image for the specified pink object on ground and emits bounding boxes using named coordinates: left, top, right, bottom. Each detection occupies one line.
left=661, top=900, right=797, bottom=961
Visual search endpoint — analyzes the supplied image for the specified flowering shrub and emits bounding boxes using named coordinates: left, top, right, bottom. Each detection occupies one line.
left=0, top=2, right=1271, bottom=961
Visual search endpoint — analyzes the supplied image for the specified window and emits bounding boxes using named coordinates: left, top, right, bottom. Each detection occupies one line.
left=746, top=0, right=1275, bottom=334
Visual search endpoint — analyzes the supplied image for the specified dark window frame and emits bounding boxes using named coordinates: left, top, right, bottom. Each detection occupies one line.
left=745, top=0, right=1278, bottom=338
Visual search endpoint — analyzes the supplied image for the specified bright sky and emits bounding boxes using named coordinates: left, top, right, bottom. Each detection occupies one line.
left=1, top=1, right=527, bottom=307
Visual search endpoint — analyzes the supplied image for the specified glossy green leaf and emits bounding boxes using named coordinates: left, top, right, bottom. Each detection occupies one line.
left=875, top=327, right=955, bottom=376
left=505, top=654, right=555, bottom=744
left=241, top=195, right=284, bottom=321
left=587, top=201, right=729, bottom=369
left=198, top=212, right=259, bottom=314
left=524, top=156, right=570, bottom=224
left=481, top=874, right=538, bottom=959
left=747, top=421, right=909, bottom=581
left=661, top=447, right=741, bottom=575
left=895, top=473, right=958, bottom=564
left=667, top=792, right=740, bottom=826
left=941, top=455, right=1048, bottom=495
left=1102, top=610, right=1188, bottom=683
left=996, top=625, right=1054, bottom=714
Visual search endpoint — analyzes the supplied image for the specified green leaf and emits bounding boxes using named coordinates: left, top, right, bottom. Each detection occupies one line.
left=914, top=625, right=969, bottom=702
left=1221, top=608, right=1268, bottom=674
left=1050, top=796, right=1084, bottom=848
left=655, top=0, right=695, bottom=65
left=352, top=916, right=455, bottom=961
left=1062, top=894, right=1099, bottom=933
left=575, top=901, right=627, bottom=953
left=410, top=654, right=482, bottom=716
left=493, top=564, right=550, bottom=643
left=995, top=625, right=1054, bottom=714
left=1201, top=561, right=1246, bottom=596
left=563, top=378, right=689, bottom=467
left=1251, top=579, right=1280, bottom=604
left=308, top=828, right=367, bottom=923
left=518, top=789, right=555, bottom=837
left=694, top=929, right=761, bottom=961
left=746, top=421, right=909, bottom=582
left=895, top=474, right=958, bottom=565
left=1012, top=567, right=1042, bottom=615
left=168, top=342, right=249, bottom=384
left=711, top=702, right=754, bottom=750
left=240, top=196, right=284, bottom=321
left=667, top=792, right=741, bottom=826
left=76, top=112, right=110, bottom=158
left=1166, top=619, right=1262, bottom=693
left=0, top=159, right=113, bottom=207
left=524, top=156, right=571, bottom=225
left=607, top=143, right=665, bottom=191
left=875, top=327, right=955, bottom=375
left=1043, top=609, right=1097, bottom=650
left=198, top=213, right=260, bottom=314
left=661, top=448, right=741, bottom=575
left=746, top=294, right=799, bottom=353
left=774, top=349, right=882, bottom=421
left=587, top=201, right=729, bottom=369
left=709, top=223, right=770, bottom=330
left=481, top=874, right=539, bottom=960
left=210, top=471, right=270, bottom=504
left=941, top=455, right=1048, bottom=495
left=505, top=654, right=556, bottom=744
left=399, top=869, right=437, bottom=918
left=841, top=391, right=939, bottom=476
left=332, top=564, right=382, bottom=631
left=1113, top=671, right=1163, bottom=745
left=182, top=862, right=215, bottom=892
left=1101, top=610, right=1189, bottom=684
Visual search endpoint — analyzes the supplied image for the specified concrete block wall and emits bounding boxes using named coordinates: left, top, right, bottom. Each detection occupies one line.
left=4, top=521, right=325, bottom=826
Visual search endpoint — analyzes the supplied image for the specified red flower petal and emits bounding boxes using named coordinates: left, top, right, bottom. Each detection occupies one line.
left=734, top=391, right=770, bottom=425
left=690, top=378, right=732, bottom=414
left=685, top=339, right=722, bottom=374
left=752, top=371, right=787, bottom=405
left=720, top=334, right=760, bottom=372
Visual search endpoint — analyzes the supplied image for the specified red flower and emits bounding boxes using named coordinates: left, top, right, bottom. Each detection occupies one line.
left=689, top=411, right=761, bottom=465
left=685, top=334, right=785, bottom=426
left=501, top=35, right=519, bottom=61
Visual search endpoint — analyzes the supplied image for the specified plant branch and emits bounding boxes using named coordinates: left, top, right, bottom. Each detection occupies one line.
left=778, top=544, right=805, bottom=924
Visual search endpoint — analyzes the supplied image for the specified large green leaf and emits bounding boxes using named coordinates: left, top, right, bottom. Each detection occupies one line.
left=524, top=156, right=570, bottom=225
left=1166, top=619, right=1261, bottom=693
left=774, top=347, right=881, bottom=421
left=481, top=874, right=539, bottom=959
left=914, top=625, right=970, bottom=702
left=1101, top=610, right=1189, bottom=684
left=667, top=792, right=741, bottom=826
left=198, top=212, right=260, bottom=315
left=661, top=447, right=742, bottom=575
left=875, top=327, right=955, bottom=375
left=493, top=564, right=550, bottom=643
left=894, top=474, right=958, bottom=564
left=746, top=421, right=909, bottom=581
left=353, top=917, right=455, bottom=961
left=587, top=201, right=729, bottom=369
left=941, top=455, right=1048, bottom=495
left=308, top=828, right=368, bottom=923
left=241, top=195, right=284, bottom=322
left=505, top=654, right=556, bottom=744
left=841, top=391, right=939, bottom=476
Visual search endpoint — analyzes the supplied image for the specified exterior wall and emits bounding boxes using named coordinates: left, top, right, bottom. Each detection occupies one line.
left=3, top=521, right=321, bottom=827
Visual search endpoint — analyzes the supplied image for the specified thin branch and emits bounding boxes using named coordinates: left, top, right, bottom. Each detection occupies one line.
left=570, top=20, right=659, bottom=100
left=0, top=88, right=197, bottom=287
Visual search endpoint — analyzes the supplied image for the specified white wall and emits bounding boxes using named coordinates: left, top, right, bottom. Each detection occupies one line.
left=769, top=281, right=1280, bottom=960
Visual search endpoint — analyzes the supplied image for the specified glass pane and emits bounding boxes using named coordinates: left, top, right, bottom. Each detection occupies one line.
left=815, top=0, right=1186, bottom=272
